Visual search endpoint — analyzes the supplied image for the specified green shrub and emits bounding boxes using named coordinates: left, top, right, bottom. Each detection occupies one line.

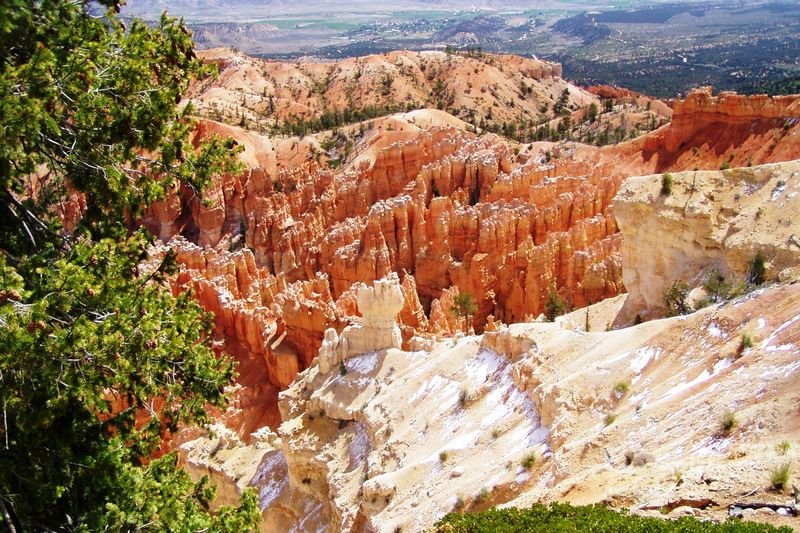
left=748, top=252, right=767, bottom=286
left=604, top=413, right=618, bottom=426
left=544, top=291, right=566, bottom=322
left=439, top=451, right=449, bottom=463
left=434, top=502, right=792, bottom=532
left=720, top=160, right=730, bottom=170
left=661, top=173, right=673, bottom=195
left=521, top=453, right=537, bottom=469
left=737, top=333, right=753, bottom=357
left=721, top=411, right=738, bottom=434
left=663, top=280, right=691, bottom=316
left=770, top=462, right=791, bottom=491
left=613, top=381, right=630, bottom=397
left=775, top=441, right=791, bottom=456
left=703, top=269, right=732, bottom=303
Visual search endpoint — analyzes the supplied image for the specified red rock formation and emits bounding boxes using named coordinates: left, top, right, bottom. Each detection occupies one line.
left=595, top=87, right=800, bottom=174
left=149, top=86, right=800, bottom=439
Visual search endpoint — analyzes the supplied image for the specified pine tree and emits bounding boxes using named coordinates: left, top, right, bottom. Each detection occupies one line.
left=0, top=1, right=258, bottom=530
left=450, top=292, right=478, bottom=333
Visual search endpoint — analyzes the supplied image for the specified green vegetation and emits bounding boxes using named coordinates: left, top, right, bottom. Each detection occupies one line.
left=663, top=280, right=691, bottom=316
left=703, top=268, right=733, bottom=303
left=0, top=1, right=258, bottom=530
left=770, top=463, right=791, bottom=492
left=613, top=381, right=630, bottom=397
left=775, top=441, right=791, bottom=456
left=439, top=451, right=449, bottom=463
left=450, top=292, right=478, bottom=334
left=544, top=290, right=566, bottom=322
left=474, top=488, right=491, bottom=504
left=521, top=453, right=537, bottom=469
left=737, top=333, right=753, bottom=357
left=434, top=502, right=792, bottom=532
left=661, top=173, right=674, bottom=195
left=721, top=411, right=738, bottom=434
left=747, top=252, right=767, bottom=286
left=604, top=413, right=618, bottom=426
left=278, top=104, right=407, bottom=136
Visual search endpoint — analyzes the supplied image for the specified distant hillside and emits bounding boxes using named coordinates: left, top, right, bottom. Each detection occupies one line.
left=188, top=48, right=600, bottom=138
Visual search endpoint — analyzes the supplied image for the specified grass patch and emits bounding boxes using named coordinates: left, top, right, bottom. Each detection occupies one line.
left=474, top=488, right=491, bottom=504
left=775, top=440, right=791, bottom=456
left=771, top=462, right=791, bottom=491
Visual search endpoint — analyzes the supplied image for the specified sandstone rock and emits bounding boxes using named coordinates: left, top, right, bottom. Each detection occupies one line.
left=614, top=161, right=800, bottom=318
left=318, top=273, right=404, bottom=373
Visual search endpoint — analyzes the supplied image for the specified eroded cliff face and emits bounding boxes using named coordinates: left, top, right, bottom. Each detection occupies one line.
left=615, top=160, right=800, bottom=319
left=160, top=122, right=627, bottom=327
left=595, top=87, right=800, bottom=175
left=157, top=88, right=800, bottom=441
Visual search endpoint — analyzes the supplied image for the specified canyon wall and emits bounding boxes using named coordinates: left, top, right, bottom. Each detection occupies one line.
left=615, top=160, right=800, bottom=318
left=160, top=86, right=800, bottom=439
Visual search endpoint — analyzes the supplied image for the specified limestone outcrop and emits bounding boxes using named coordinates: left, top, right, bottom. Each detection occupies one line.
left=184, top=280, right=800, bottom=532
left=614, top=160, right=800, bottom=318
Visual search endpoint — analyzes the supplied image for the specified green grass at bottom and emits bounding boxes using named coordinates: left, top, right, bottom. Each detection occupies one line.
left=433, top=502, right=792, bottom=532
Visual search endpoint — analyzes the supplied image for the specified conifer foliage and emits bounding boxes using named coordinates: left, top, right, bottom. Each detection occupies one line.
left=0, top=1, right=258, bottom=530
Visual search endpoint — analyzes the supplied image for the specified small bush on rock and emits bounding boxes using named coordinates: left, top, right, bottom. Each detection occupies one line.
left=661, top=173, right=673, bottom=195
left=663, top=280, right=691, bottom=316
left=771, top=463, right=791, bottom=492
left=721, top=411, right=738, bottom=434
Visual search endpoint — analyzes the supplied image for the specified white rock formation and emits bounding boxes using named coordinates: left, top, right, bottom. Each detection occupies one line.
left=614, top=161, right=800, bottom=318
left=318, top=273, right=404, bottom=373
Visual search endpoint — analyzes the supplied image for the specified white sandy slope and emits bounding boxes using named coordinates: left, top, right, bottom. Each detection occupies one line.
left=182, top=279, right=800, bottom=532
